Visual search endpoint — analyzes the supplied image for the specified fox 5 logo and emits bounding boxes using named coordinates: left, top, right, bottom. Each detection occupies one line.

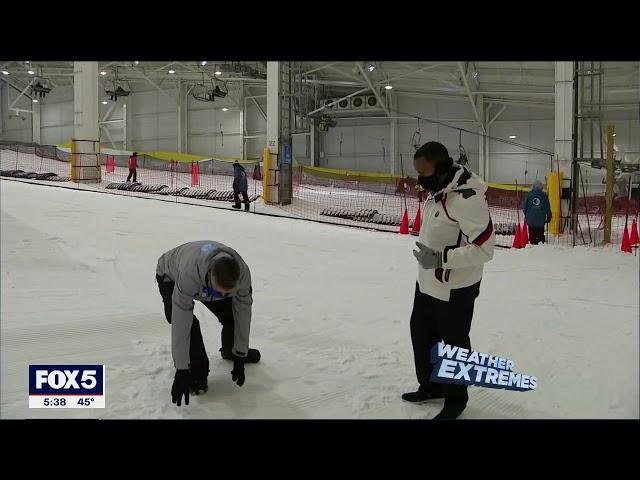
left=29, top=365, right=104, bottom=396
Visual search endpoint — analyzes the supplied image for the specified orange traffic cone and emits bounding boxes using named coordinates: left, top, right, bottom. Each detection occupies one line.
left=521, top=220, right=529, bottom=246
left=621, top=224, right=632, bottom=253
left=411, top=204, right=422, bottom=235
left=399, top=208, right=409, bottom=234
left=106, top=155, right=115, bottom=173
left=512, top=223, right=522, bottom=249
left=630, top=218, right=639, bottom=246
left=191, top=162, right=199, bottom=187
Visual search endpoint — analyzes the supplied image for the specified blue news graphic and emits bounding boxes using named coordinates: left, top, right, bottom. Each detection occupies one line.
left=429, top=342, right=537, bottom=392
left=29, top=365, right=104, bottom=395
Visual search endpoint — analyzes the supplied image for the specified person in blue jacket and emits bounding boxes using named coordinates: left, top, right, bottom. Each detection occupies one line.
left=523, top=179, right=552, bottom=244
left=232, top=160, right=250, bottom=211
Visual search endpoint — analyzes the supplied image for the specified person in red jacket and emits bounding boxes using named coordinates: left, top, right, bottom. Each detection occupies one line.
left=126, top=151, right=138, bottom=182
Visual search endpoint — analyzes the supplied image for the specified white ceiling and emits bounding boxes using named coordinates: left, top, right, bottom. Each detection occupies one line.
left=1, top=60, right=638, bottom=110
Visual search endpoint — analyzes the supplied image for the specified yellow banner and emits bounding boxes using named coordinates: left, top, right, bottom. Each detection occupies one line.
left=300, top=166, right=403, bottom=184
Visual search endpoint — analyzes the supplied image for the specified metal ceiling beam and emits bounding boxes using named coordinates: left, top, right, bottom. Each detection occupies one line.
left=100, top=124, right=117, bottom=149
left=252, top=97, right=267, bottom=120
left=99, top=118, right=124, bottom=124
left=328, top=63, right=367, bottom=84
left=132, top=67, right=173, bottom=98
left=1, top=77, right=31, bottom=96
left=304, top=62, right=340, bottom=75
left=9, top=79, right=34, bottom=109
left=101, top=102, right=118, bottom=122
left=332, top=115, right=478, bottom=122
left=396, top=90, right=472, bottom=103
left=100, top=62, right=118, bottom=70
left=1, top=77, right=34, bottom=114
left=473, top=90, right=554, bottom=96
left=488, top=104, right=507, bottom=126
left=457, top=62, right=485, bottom=133
left=4, top=72, right=75, bottom=77
left=16, top=61, right=60, bottom=88
left=377, top=64, right=449, bottom=85
left=153, top=62, right=179, bottom=72
left=356, top=63, right=389, bottom=117
left=301, top=79, right=363, bottom=87
left=485, top=98, right=554, bottom=109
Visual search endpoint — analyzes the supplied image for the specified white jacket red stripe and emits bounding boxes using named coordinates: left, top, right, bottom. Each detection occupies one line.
left=416, top=165, right=495, bottom=301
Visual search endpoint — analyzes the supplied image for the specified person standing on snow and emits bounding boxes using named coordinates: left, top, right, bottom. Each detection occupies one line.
left=523, top=179, right=552, bottom=245
left=126, top=151, right=138, bottom=183
left=232, top=160, right=250, bottom=211
left=403, top=141, right=495, bottom=420
left=156, top=241, right=261, bottom=407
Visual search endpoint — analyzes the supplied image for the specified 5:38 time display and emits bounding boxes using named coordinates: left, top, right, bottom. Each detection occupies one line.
left=43, top=397, right=66, bottom=406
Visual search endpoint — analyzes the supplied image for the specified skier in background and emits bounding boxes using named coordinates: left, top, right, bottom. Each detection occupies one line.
left=523, top=179, right=552, bottom=244
left=156, top=241, right=261, bottom=407
left=126, top=151, right=138, bottom=183
left=232, top=160, right=250, bottom=211
left=404, top=141, right=495, bottom=420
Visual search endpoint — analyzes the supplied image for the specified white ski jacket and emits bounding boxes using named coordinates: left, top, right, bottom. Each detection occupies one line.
left=416, top=165, right=495, bottom=301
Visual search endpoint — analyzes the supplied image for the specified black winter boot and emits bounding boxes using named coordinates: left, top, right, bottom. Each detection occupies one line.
left=401, top=385, right=445, bottom=403
left=433, top=403, right=465, bottom=420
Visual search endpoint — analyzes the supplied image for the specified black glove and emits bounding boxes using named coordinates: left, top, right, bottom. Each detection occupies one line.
left=171, top=369, right=191, bottom=406
left=190, top=365, right=209, bottom=395
left=231, top=358, right=245, bottom=387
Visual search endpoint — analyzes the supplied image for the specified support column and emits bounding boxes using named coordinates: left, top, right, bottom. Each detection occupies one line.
left=485, top=107, right=491, bottom=182
left=476, top=94, right=484, bottom=179
left=265, top=61, right=292, bottom=204
left=0, top=84, right=5, bottom=139
left=390, top=117, right=397, bottom=176
left=32, top=98, right=41, bottom=144
left=72, top=61, right=100, bottom=183
left=310, top=118, right=316, bottom=167
left=554, top=61, right=575, bottom=234
left=124, top=94, right=133, bottom=151
left=604, top=125, right=615, bottom=244
left=389, top=91, right=397, bottom=175
left=177, top=80, right=183, bottom=153
left=239, top=81, right=244, bottom=161
left=122, top=102, right=128, bottom=150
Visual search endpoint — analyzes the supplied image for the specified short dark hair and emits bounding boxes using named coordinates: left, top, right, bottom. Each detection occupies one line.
left=132, top=152, right=138, bottom=156
left=212, top=256, right=241, bottom=290
left=414, top=141, right=451, bottom=163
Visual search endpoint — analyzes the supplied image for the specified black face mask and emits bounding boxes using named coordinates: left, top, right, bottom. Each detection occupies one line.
left=417, top=174, right=442, bottom=191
